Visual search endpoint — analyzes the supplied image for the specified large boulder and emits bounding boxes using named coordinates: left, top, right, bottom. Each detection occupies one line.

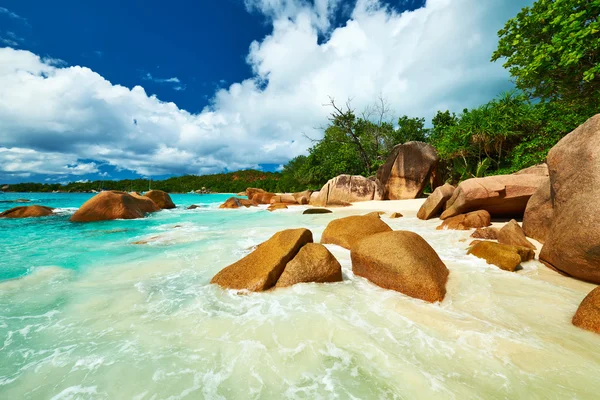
left=437, top=210, right=491, bottom=230
left=270, top=194, right=298, bottom=205
left=514, top=163, right=549, bottom=176
left=246, top=188, right=265, bottom=200
left=522, top=178, right=553, bottom=244
left=351, top=231, right=449, bottom=302
left=540, top=115, right=600, bottom=284
left=143, top=190, right=175, bottom=209
left=321, top=213, right=392, bottom=250
left=497, top=219, right=536, bottom=250
left=0, top=205, right=54, bottom=219
left=211, top=228, right=313, bottom=291
left=71, top=191, right=160, bottom=222
left=468, top=241, right=535, bottom=272
left=417, top=183, right=455, bottom=220
left=292, top=190, right=312, bottom=205
left=275, top=243, right=342, bottom=287
left=572, top=287, right=600, bottom=334
left=252, top=192, right=276, bottom=204
left=219, top=197, right=256, bottom=209
left=376, top=142, right=439, bottom=200
left=441, top=174, right=547, bottom=219
left=312, top=175, right=382, bottom=206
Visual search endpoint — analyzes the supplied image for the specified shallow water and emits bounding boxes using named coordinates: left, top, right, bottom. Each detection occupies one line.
left=1, top=193, right=599, bottom=399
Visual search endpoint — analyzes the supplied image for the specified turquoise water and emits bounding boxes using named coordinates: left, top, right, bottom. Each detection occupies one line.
left=1, top=193, right=600, bottom=399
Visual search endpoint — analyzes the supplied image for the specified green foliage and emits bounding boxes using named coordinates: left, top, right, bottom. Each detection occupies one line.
left=492, top=0, right=600, bottom=110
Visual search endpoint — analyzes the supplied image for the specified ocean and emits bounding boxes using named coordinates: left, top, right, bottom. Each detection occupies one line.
left=1, top=192, right=599, bottom=399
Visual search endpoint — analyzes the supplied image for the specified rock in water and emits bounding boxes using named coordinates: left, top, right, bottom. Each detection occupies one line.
left=211, top=228, right=313, bottom=291
left=275, top=243, right=342, bottom=287
left=441, top=173, right=547, bottom=219
left=351, top=231, right=448, bottom=302
left=437, top=210, right=491, bottom=230
left=219, top=197, right=256, bottom=209
left=417, top=183, right=455, bottom=220
left=71, top=191, right=160, bottom=222
left=303, top=208, right=332, bottom=215
left=321, top=214, right=392, bottom=250
left=267, top=203, right=288, bottom=212
left=497, top=219, right=536, bottom=250
left=572, top=287, right=600, bottom=334
left=389, top=212, right=403, bottom=219
left=312, top=175, right=383, bottom=206
left=468, top=241, right=534, bottom=272
left=143, top=190, right=175, bottom=209
left=471, top=227, right=499, bottom=240
left=540, top=115, right=600, bottom=284
left=0, top=205, right=54, bottom=218
left=376, top=142, right=439, bottom=200
left=522, top=178, right=553, bottom=244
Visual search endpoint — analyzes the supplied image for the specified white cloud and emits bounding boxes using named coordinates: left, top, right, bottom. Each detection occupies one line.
left=0, top=0, right=530, bottom=180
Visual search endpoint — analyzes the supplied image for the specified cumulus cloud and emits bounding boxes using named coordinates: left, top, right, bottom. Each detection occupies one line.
left=0, top=0, right=530, bottom=181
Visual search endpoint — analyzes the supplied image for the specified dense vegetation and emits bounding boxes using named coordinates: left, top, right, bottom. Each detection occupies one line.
left=4, top=170, right=283, bottom=194
left=4, top=0, right=599, bottom=194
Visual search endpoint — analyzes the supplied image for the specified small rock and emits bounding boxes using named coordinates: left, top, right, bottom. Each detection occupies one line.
left=267, top=203, right=288, bottom=212
left=303, top=208, right=333, bottom=215
left=219, top=197, right=256, bottom=209
left=389, top=212, right=403, bottom=219
left=572, top=287, right=600, bottom=335
left=437, top=210, right=491, bottom=230
left=468, top=241, right=534, bottom=272
left=497, top=219, right=536, bottom=250
left=471, top=227, right=499, bottom=240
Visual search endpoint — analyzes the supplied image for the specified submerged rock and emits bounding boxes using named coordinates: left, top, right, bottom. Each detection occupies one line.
left=351, top=231, right=449, bottom=302
left=572, top=287, right=600, bottom=335
left=0, top=205, right=54, bottom=219
left=497, top=219, right=536, bottom=250
left=275, top=243, right=342, bottom=287
left=211, top=228, right=313, bottom=291
left=321, top=213, right=392, bottom=250
left=441, top=174, right=546, bottom=219
left=187, top=205, right=201, bottom=210
left=437, top=210, right=491, bottom=230
left=417, top=183, right=455, bottom=220
left=376, top=141, right=439, bottom=200
left=312, top=174, right=382, bottom=206
left=540, top=114, right=600, bottom=284
left=471, top=227, right=499, bottom=240
left=468, top=241, right=534, bottom=272
left=303, top=208, right=332, bottom=215
left=144, top=190, right=176, bottom=209
left=71, top=191, right=159, bottom=222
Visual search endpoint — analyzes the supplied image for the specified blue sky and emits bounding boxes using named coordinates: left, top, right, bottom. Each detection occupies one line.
left=0, top=0, right=530, bottom=184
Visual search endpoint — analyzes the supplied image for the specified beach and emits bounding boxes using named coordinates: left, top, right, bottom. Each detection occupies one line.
left=1, top=193, right=599, bottom=399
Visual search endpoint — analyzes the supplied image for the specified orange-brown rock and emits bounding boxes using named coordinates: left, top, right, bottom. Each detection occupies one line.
left=246, top=188, right=265, bottom=200
left=497, top=219, right=536, bottom=250
left=470, top=227, right=499, bottom=240
left=351, top=231, right=448, bottom=302
left=389, top=212, right=403, bottom=219
left=312, top=175, right=383, bottom=206
left=210, top=228, right=313, bottom=291
left=0, top=205, right=54, bottom=218
left=522, top=178, right=553, bottom=244
left=292, top=191, right=312, bottom=205
left=417, top=183, right=455, bottom=220
left=275, top=243, right=342, bottom=287
left=437, top=210, right=491, bottom=230
left=270, top=194, right=298, bottom=205
left=468, top=241, right=534, bottom=272
left=267, top=203, right=288, bottom=212
left=572, top=287, right=600, bottom=334
left=441, top=174, right=547, bottom=219
left=376, top=142, right=439, bottom=200
left=71, top=191, right=160, bottom=222
left=321, top=214, right=392, bottom=250
left=252, top=192, right=276, bottom=204
left=219, top=197, right=256, bottom=209
left=514, top=163, right=549, bottom=177
left=143, top=190, right=175, bottom=209
left=540, top=115, right=600, bottom=284
left=302, top=208, right=332, bottom=215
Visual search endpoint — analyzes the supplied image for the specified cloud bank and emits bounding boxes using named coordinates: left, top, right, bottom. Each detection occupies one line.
left=0, top=0, right=529, bottom=181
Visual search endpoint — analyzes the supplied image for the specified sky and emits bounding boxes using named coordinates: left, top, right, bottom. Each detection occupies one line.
left=0, top=0, right=532, bottom=184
